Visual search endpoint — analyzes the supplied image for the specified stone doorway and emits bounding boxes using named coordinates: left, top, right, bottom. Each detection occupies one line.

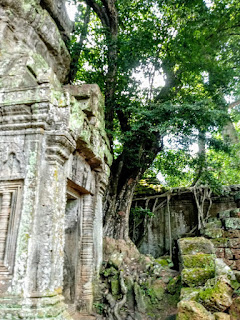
left=63, top=184, right=83, bottom=315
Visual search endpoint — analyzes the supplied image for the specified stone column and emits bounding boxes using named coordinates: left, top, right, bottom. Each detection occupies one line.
left=77, top=194, right=94, bottom=312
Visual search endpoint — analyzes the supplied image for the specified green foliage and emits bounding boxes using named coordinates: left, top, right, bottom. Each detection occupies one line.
left=131, top=207, right=155, bottom=219
left=93, top=302, right=104, bottom=315
left=70, top=0, right=240, bottom=188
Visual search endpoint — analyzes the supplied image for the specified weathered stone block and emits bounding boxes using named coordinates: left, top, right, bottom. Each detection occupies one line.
left=218, top=210, right=231, bottom=219
left=229, top=297, right=240, bottom=320
left=180, top=287, right=202, bottom=301
left=215, top=259, right=236, bottom=280
left=182, top=268, right=215, bottom=287
left=181, top=254, right=215, bottom=269
left=224, top=218, right=240, bottom=230
left=177, top=300, right=215, bottom=320
left=205, top=221, right=222, bottom=229
left=211, top=238, right=229, bottom=248
left=214, top=312, right=230, bottom=320
left=203, top=228, right=224, bottom=239
left=223, top=259, right=236, bottom=270
left=232, top=249, right=240, bottom=260
left=224, top=230, right=240, bottom=238
left=228, top=238, right=240, bottom=248
left=178, top=237, right=215, bottom=256
left=234, top=270, right=240, bottom=282
left=197, top=276, right=233, bottom=313
left=225, top=248, right=233, bottom=260
left=236, top=260, right=240, bottom=271
left=215, top=248, right=225, bottom=259
left=230, top=208, right=240, bottom=218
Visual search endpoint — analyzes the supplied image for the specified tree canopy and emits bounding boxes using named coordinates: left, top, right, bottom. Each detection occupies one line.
left=68, top=0, right=240, bottom=238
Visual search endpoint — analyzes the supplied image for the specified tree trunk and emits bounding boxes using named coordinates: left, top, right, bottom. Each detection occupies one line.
left=103, top=159, right=142, bottom=240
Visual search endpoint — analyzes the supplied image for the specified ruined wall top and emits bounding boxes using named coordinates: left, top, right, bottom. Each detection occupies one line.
left=0, top=0, right=112, bottom=170
left=1, top=0, right=73, bottom=83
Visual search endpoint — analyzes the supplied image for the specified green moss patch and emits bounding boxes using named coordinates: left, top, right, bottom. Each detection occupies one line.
left=182, top=268, right=215, bottom=287
left=182, top=254, right=215, bottom=269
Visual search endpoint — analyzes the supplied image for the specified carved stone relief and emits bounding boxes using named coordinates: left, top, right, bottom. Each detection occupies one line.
left=71, top=153, right=95, bottom=194
left=0, top=143, right=25, bottom=179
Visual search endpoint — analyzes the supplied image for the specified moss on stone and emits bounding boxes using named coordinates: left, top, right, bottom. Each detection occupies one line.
left=182, top=268, right=215, bottom=287
left=181, top=254, right=215, bottom=269
left=203, top=228, right=224, bottom=239
left=178, top=237, right=215, bottom=256
left=167, top=276, right=181, bottom=295
left=211, top=238, right=229, bottom=248
left=197, top=276, right=233, bottom=312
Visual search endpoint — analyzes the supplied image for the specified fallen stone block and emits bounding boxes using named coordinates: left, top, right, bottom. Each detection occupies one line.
left=177, top=300, right=215, bottom=320
left=197, top=276, right=233, bottom=313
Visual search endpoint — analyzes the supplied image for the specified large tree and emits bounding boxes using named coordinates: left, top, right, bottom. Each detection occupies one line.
left=68, top=0, right=240, bottom=240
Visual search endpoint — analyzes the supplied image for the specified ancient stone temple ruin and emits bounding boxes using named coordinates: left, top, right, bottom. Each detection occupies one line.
left=0, top=0, right=112, bottom=318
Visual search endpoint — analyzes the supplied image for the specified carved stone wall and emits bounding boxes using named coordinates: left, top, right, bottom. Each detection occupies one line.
left=0, top=1, right=112, bottom=319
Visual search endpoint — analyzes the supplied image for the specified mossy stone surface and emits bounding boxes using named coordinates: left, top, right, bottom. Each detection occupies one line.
left=181, top=254, right=215, bottom=269
left=177, top=300, right=215, bottom=320
left=197, top=276, right=233, bottom=312
left=182, top=268, right=215, bottom=287
left=180, top=287, right=202, bottom=301
left=224, top=218, right=240, bottom=230
left=211, top=238, right=229, bottom=248
left=178, top=237, right=215, bottom=256
left=205, top=221, right=222, bottom=229
left=218, top=210, right=231, bottom=219
left=203, top=228, right=224, bottom=239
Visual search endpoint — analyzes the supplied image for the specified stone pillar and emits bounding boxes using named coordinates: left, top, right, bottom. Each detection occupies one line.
left=77, top=194, right=94, bottom=312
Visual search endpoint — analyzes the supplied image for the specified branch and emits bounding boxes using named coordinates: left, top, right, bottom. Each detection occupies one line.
left=228, top=99, right=240, bottom=109
left=85, top=0, right=110, bottom=27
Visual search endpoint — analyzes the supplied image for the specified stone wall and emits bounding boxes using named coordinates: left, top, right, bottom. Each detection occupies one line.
left=0, top=1, right=112, bottom=319
left=131, top=186, right=240, bottom=258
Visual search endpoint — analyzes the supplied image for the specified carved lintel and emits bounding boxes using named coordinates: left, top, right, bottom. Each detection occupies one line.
left=46, top=132, right=76, bottom=165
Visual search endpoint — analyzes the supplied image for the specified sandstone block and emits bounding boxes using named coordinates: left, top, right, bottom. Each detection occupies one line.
left=224, top=248, right=233, bottom=260
left=218, top=210, right=231, bottom=219
left=230, top=208, right=240, bottom=218
left=224, top=218, right=240, bottom=230
left=224, top=230, right=240, bottom=238
left=215, top=259, right=236, bottom=280
left=236, top=260, right=240, bottom=271
left=178, top=237, right=215, bottom=256
left=182, top=268, right=215, bottom=287
left=229, top=238, right=240, bottom=248
left=181, top=254, right=215, bottom=269
left=229, top=297, right=240, bottom=320
left=214, top=312, right=230, bottom=320
left=180, top=287, right=202, bottom=301
left=204, top=228, right=224, bottom=239
left=205, top=221, right=222, bottom=229
left=223, top=259, right=236, bottom=269
left=197, top=276, right=233, bottom=313
left=232, top=249, right=240, bottom=259
left=211, top=238, right=228, bottom=248
left=177, top=300, right=215, bottom=320
left=215, top=248, right=225, bottom=259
